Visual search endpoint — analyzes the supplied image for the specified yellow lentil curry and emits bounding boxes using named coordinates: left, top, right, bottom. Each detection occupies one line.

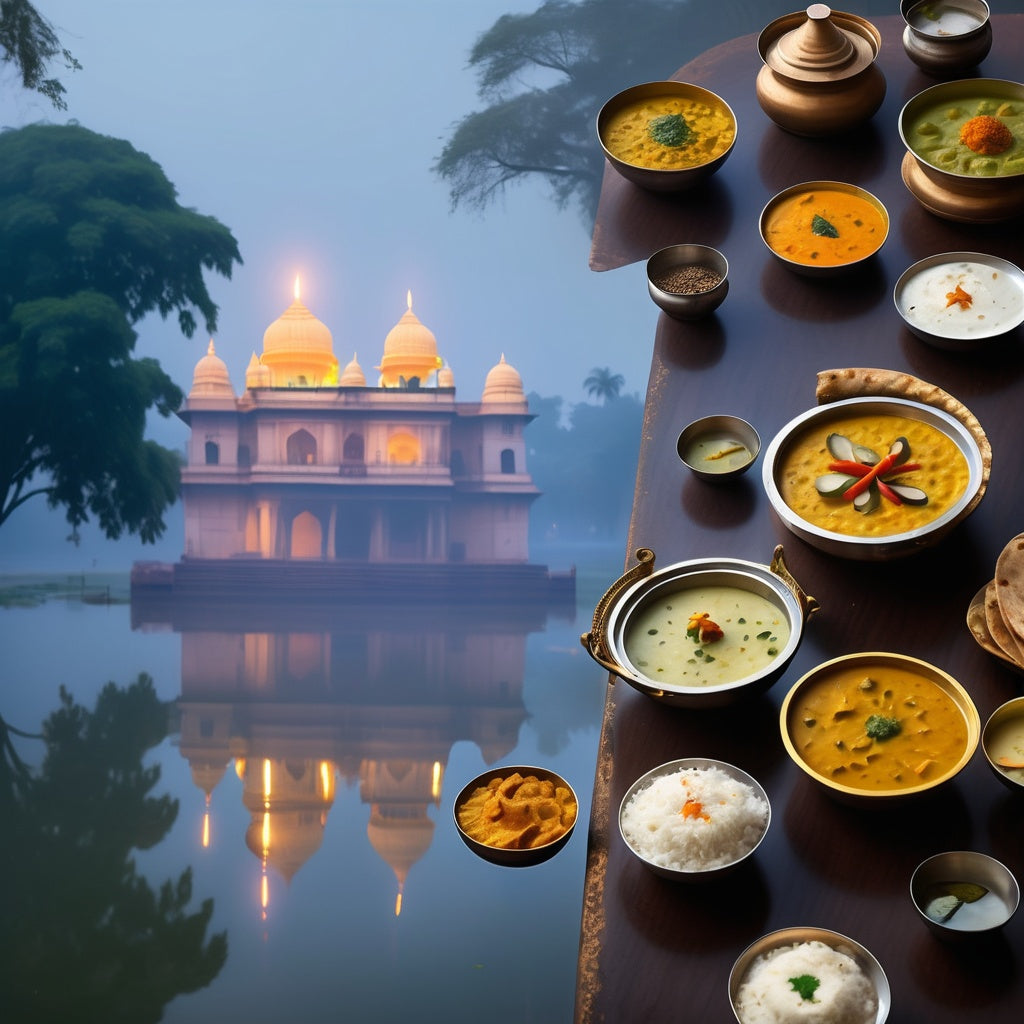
left=788, top=662, right=969, bottom=792
left=778, top=413, right=969, bottom=537
left=762, top=188, right=887, bottom=268
left=907, top=95, right=1024, bottom=177
left=602, top=93, right=735, bottom=170
left=457, top=772, right=577, bottom=850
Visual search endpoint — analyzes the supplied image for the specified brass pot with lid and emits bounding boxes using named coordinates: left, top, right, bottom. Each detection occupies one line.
left=756, top=4, right=886, bottom=137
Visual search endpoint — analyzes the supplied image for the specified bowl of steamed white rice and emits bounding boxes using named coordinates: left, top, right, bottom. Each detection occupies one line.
left=618, top=758, right=771, bottom=881
left=729, top=926, right=890, bottom=1024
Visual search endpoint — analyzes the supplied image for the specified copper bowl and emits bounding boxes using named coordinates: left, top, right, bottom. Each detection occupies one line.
left=453, top=764, right=578, bottom=867
left=780, top=652, right=980, bottom=805
left=899, top=78, right=1024, bottom=223
left=901, top=0, right=992, bottom=77
left=647, top=244, right=729, bottom=320
left=597, top=81, right=737, bottom=192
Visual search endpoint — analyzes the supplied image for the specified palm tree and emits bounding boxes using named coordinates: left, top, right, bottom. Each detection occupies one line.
left=584, top=367, right=624, bottom=403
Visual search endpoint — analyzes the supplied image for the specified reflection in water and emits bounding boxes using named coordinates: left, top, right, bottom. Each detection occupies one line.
left=137, top=590, right=561, bottom=925
left=0, top=677, right=227, bottom=1022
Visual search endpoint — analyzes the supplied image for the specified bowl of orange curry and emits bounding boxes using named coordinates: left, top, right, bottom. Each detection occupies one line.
left=759, top=180, right=888, bottom=277
left=762, top=397, right=984, bottom=560
left=780, top=652, right=980, bottom=804
left=453, top=765, right=578, bottom=866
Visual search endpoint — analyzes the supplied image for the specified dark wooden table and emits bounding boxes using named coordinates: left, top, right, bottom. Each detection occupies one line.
left=577, top=15, right=1024, bottom=1024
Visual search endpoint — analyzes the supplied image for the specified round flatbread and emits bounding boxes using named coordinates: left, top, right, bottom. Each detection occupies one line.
left=995, top=532, right=1024, bottom=648
left=815, top=367, right=991, bottom=516
left=967, top=583, right=1020, bottom=670
left=985, top=579, right=1024, bottom=665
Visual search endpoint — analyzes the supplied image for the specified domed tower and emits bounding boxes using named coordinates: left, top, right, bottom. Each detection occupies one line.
left=376, top=291, right=443, bottom=387
left=259, top=278, right=339, bottom=387
left=339, top=353, right=367, bottom=387
left=189, top=340, right=236, bottom=403
left=481, top=353, right=526, bottom=407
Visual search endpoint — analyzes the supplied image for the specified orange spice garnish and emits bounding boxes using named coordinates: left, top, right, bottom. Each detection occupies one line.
left=945, top=284, right=973, bottom=310
left=681, top=799, right=709, bottom=821
left=959, top=115, right=1013, bottom=155
left=687, top=611, right=724, bottom=644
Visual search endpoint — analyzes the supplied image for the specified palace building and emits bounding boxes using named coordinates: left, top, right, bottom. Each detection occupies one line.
left=130, top=281, right=573, bottom=602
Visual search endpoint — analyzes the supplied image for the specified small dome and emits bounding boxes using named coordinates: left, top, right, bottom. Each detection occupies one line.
left=339, top=353, right=366, bottom=386
left=377, top=292, right=443, bottom=386
left=259, top=282, right=338, bottom=386
left=481, top=353, right=525, bottom=403
left=189, top=340, right=235, bottom=399
left=245, top=351, right=271, bottom=389
left=437, top=363, right=454, bottom=389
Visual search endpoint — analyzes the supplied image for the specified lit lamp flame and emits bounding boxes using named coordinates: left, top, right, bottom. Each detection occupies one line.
left=294, top=275, right=302, bottom=301
left=263, top=758, right=272, bottom=807
left=431, top=761, right=442, bottom=802
left=395, top=888, right=403, bottom=917
left=202, top=793, right=211, bottom=848
left=406, top=289, right=413, bottom=311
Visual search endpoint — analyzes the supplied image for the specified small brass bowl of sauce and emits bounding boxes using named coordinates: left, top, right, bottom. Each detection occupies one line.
left=901, top=0, right=992, bottom=78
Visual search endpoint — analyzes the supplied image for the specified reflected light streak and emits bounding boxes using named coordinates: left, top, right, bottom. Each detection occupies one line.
left=263, top=758, right=272, bottom=807
left=320, top=760, right=333, bottom=799
left=395, top=890, right=403, bottom=917
left=202, top=798, right=211, bottom=849
left=431, top=761, right=442, bottom=801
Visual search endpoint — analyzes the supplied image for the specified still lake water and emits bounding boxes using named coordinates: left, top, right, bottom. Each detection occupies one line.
left=2, top=543, right=620, bottom=1024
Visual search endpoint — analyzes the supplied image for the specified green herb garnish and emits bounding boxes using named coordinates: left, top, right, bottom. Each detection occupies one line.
left=756, top=631, right=771, bottom=640
left=811, top=213, right=839, bottom=238
left=789, top=974, right=820, bottom=1001
left=648, top=113, right=694, bottom=148
left=865, top=714, right=902, bottom=741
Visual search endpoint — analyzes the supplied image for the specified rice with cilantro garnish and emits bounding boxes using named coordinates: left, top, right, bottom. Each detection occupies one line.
left=735, top=940, right=878, bottom=1024
left=619, top=764, right=767, bottom=871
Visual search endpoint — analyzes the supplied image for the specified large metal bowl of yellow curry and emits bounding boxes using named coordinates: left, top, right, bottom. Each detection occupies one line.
left=597, top=80, right=737, bottom=192
left=781, top=652, right=980, bottom=804
left=762, top=397, right=984, bottom=560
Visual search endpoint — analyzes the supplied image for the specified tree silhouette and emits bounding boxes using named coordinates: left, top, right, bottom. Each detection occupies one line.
left=436, top=0, right=897, bottom=224
left=584, top=366, right=624, bottom=403
left=0, top=123, right=242, bottom=542
left=0, top=675, right=227, bottom=1023
left=0, top=0, right=80, bottom=108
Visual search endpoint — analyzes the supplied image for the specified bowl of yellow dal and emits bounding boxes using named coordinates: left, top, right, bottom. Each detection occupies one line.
left=762, top=397, right=984, bottom=560
left=780, top=652, right=980, bottom=804
left=597, top=80, right=737, bottom=192
left=581, top=545, right=819, bottom=708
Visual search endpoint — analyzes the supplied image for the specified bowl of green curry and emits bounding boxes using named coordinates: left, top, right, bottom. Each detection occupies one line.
left=899, top=78, right=1024, bottom=222
left=597, top=80, right=737, bottom=192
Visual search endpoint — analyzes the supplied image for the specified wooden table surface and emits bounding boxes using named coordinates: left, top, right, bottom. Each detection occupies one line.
left=577, top=14, right=1024, bottom=1024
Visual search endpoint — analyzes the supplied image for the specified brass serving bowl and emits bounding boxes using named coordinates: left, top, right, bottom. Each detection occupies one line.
left=729, top=926, right=890, bottom=1024
left=899, top=78, right=1024, bottom=223
left=596, top=81, right=737, bottom=192
left=780, top=652, right=981, bottom=804
left=619, top=758, right=770, bottom=882
left=759, top=180, right=889, bottom=278
left=900, top=0, right=992, bottom=78
left=453, top=764, right=578, bottom=867
left=762, top=396, right=985, bottom=560
left=981, top=696, right=1024, bottom=792
left=910, top=851, right=1019, bottom=940
left=581, top=546, right=818, bottom=709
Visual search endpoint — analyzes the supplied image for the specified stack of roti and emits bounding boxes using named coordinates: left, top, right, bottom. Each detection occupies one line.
left=968, top=534, right=1024, bottom=674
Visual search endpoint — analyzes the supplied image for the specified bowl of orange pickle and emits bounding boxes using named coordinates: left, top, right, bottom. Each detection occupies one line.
left=453, top=765, right=578, bottom=866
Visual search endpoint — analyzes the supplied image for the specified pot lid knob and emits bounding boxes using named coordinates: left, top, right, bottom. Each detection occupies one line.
left=765, top=4, right=877, bottom=81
